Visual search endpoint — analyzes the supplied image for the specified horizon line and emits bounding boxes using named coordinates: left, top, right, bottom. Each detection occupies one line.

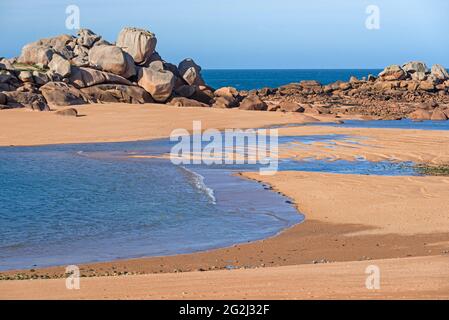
left=202, top=68, right=385, bottom=70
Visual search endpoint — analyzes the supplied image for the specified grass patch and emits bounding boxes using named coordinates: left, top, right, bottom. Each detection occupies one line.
left=12, top=62, right=48, bottom=73
left=415, top=164, right=449, bottom=176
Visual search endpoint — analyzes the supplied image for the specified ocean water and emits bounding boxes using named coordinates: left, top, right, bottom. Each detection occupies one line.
left=0, top=132, right=425, bottom=271
left=202, top=69, right=382, bottom=90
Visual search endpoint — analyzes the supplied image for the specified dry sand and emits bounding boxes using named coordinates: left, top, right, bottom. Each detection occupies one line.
left=244, top=172, right=449, bottom=236
left=1, top=256, right=448, bottom=299
left=1, top=104, right=448, bottom=299
left=0, top=103, right=336, bottom=147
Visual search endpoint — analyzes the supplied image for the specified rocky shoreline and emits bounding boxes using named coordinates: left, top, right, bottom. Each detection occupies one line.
left=253, top=62, right=449, bottom=121
left=1, top=27, right=448, bottom=121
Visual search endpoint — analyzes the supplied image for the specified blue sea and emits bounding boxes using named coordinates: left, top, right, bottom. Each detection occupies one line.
left=203, top=69, right=382, bottom=90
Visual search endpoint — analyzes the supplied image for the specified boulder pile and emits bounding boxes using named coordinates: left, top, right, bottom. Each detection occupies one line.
left=1, top=30, right=448, bottom=122
left=0, top=27, right=216, bottom=110
left=243, top=61, right=449, bottom=120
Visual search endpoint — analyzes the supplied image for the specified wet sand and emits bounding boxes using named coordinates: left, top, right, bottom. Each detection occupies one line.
left=276, top=126, right=449, bottom=164
left=1, top=105, right=449, bottom=299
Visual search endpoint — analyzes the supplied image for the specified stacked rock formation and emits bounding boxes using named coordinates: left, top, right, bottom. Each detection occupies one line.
left=0, top=27, right=214, bottom=110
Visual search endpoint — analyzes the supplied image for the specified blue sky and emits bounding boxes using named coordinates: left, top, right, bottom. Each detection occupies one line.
left=0, top=0, right=448, bottom=69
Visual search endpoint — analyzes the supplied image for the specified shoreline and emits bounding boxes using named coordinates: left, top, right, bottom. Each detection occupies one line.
left=1, top=105, right=449, bottom=299
left=2, top=171, right=449, bottom=280
left=1, top=19, right=449, bottom=300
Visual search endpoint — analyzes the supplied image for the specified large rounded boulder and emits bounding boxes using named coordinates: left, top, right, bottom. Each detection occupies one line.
left=48, top=54, right=71, bottom=78
left=378, top=65, right=407, bottom=81
left=88, top=45, right=136, bottom=78
left=214, top=86, right=239, bottom=100
left=137, top=67, right=175, bottom=102
left=116, top=27, right=157, bottom=65
left=69, top=67, right=132, bottom=88
left=18, top=42, right=54, bottom=66
left=77, top=29, right=101, bottom=48
left=238, top=95, right=268, bottom=111
left=431, top=64, right=449, bottom=80
left=402, top=61, right=428, bottom=74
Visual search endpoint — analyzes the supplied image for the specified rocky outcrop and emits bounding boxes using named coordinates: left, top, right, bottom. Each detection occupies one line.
left=178, top=59, right=205, bottom=86
left=18, top=71, right=34, bottom=83
left=33, top=71, right=50, bottom=85
left=2, top=27, right=210, bottom=110
left=402, top=61, right=428, bottom=74
left=4, top=91, right=49, bottom=111
left=137, top=67, right=175, bottom=102
left=40, top=82, right=87, bottom=107
left=378, top=65, right=407, bottom=81
left=0, top=92, right=6, bottom=105
left=214, top=86, right=239, bottom=100
left=189, top=86, right=215, bottom=105
left=278, top=101, right=305, bottom=112
left=81, top=84, right=153, bottom=104
left=116, top=27, right=157, bottom=65
left=239, top=95, right=267, bottom=111
left=418, top=81, right=436, bottom=92
left=17, top=34, right=77, bottom=67
left=168, top=97, right=209, bottom=108
left=77, top=29, right=101, bottom=48
left=18, top=43, right=54, bottom=66
left=212, top=96, right=239, bottom=109
left=4, top=30, right=449, bottom=121
left=0, top=58, right=14, bottom=71
left=69, top=67, right=132, bottom=88
left=48, top=54, right=71, bottom=78
left=247, top=61, right=448, bottom=120
left=431, top=64, right=449, bottom=80
left=430, top=108, right=448, bottom=121
left=88, top=45, right=136, bottom=78
left=175, top=84, right=196, bottom=98
left=212, top=86, right=240, bottom=108
left=55, top=108, right=78, bottom=117
left=408, top=109, right=432, bottom=121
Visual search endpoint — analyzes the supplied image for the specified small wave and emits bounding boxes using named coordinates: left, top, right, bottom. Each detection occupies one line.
left=180, top=166, right=217, bottom=204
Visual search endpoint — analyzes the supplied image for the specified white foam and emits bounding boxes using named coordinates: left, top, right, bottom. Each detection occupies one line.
left=180, top=166, right=217, bottom=204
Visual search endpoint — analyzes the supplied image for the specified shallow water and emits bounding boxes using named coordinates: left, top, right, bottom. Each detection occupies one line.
left=0, top=133, right=419, bottom=271
left=0, top=145, right=302, bottom=271
left=308, top=119, right=449, bottom=131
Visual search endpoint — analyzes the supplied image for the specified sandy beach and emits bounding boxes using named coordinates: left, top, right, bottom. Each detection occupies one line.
left=1, top=0, right=448, bottom=304
left=1, top=256, right=448, bottom=299
left=0, top=103, right=340, bottom=147
left=1, top=105, right=449, bottom=299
